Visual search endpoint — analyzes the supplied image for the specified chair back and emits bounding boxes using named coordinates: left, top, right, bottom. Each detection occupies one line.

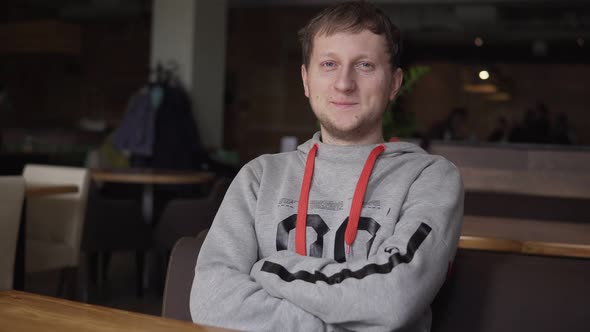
left=22, top=164, right=90, bottom=272
left=432, top=249, right=590, bottom=332
left=208, top=177, right=231, bottom=209
left=162, top=230, right=208, bottom=321
left=82, top=181, right=149, bottom=252
left=0, top=176, right=25, bottom=290
left=155, top=177, right=230, bottom=251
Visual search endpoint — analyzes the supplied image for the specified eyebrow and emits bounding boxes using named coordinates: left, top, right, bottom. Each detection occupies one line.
left=317, top=52, right=375, bottom=59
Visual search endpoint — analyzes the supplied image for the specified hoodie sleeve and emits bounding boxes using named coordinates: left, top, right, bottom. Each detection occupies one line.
left=250, top=158, right=464, bottom=331
left=190, top=162, right=328, bottom=332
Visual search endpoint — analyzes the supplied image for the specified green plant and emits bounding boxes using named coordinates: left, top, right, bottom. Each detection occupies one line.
left=383, top=65, right=431, bottom=139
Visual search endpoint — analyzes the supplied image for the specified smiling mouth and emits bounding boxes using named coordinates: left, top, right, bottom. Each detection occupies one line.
left=330, top=101, right=359, bottom=108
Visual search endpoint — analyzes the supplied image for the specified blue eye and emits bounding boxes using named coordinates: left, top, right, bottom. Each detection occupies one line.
left=321, top=61, right=336, bottom=68
left=357, top=62, right=374, bottom=70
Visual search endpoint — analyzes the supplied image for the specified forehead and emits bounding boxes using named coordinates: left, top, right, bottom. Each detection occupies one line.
left=311, top=29, right=389, bottom=59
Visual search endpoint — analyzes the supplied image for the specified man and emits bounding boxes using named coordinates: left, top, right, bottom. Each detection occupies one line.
left=190, top=2, right=463, bottom=331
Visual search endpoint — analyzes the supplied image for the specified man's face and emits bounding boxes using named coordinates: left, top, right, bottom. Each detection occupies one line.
left=301, top=29, right=403, bottom=144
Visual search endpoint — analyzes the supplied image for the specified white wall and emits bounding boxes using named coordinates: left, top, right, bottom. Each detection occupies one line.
left=192, top=0, right=227, bottom=150
left=150, top=0, right=196, bottom=88
left=150, top=0, right=227, bottom=149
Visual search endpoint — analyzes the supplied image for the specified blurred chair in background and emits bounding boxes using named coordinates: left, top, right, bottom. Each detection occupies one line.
left=161, top=229, right=208, bottom=321
left=431, top=249, right=589, bottom=332
left=23, top=164, right=90, bottom=299
left=81, top=180, right=152, bottom=299
left=152, top=178, right=229, bottom=292
left=154, top=177, right=230, bottom=252
left=0, top=176, right=25, bottom=290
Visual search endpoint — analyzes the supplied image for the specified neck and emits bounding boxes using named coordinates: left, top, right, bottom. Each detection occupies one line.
left=320, top=129, right=385, bottom=146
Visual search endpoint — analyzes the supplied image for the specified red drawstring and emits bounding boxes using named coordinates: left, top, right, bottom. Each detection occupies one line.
left=295, top=144, right=318, bottom=256
left=345, top=144, right=385, bottom=253
left=295, top=143, right=385, bottom=257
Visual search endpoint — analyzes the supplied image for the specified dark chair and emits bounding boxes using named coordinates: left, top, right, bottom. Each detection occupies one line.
left=432, top=249, right=590, bottom=332
left=162, top=230, right=208, bottom=321
left=154, top=177, right=230, bottom=251
left=81, top=182, right=152, bottom=299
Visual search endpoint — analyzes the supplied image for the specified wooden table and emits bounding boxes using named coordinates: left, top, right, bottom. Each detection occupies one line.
left=0, top=290, right=232, bottom=332
left=13, top=184, right=79, bottom=290
left=459, top=215, right=590, bottom=259
left=427, top=144, right=590, bottom=260
left=90, top=169, right=215, bottom=289
left=91, top=168, right=215, bottom=185
left=91, top=168, right=214, bottom=224
left=454, top=166, right=590, bottom=259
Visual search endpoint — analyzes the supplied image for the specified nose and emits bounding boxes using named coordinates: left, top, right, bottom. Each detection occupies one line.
left=334, top=66, right=356, bottom=93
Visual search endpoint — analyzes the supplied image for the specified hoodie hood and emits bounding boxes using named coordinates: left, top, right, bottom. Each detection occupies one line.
left=294, top=131, right=427, bottom=257
left=297, top=132, right=426, bottom=164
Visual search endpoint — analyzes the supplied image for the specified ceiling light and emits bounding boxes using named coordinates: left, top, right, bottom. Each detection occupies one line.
left=479, top=70, right=490, bottom=80
left=474, top=37, right=484, bottom=47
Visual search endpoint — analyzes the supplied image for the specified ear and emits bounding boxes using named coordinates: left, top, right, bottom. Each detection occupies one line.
left=301, top=64, right=310, bottom=98
left=389, top=68, right=403, bottom=101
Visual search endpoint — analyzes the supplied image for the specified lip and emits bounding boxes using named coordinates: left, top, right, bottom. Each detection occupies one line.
left=330, top=101, right=359, bottom=108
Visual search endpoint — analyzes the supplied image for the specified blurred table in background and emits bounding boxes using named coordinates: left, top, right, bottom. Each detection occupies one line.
left=430, top=142, right=590, bottom=259
left=459, top=216, right=590, bottom=258
left=91, top=168, right=215, bottom=224
left=90, top=168, right=215, bottom=290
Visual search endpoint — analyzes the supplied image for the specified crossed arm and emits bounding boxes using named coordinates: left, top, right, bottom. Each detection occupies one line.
left=250, top=159, right=463, bottom=331
left=191, top=159, right=463, bottom=331
left=190, top=164, right=328, bottom=331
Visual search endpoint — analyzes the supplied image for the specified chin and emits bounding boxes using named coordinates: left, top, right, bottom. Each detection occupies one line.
left=322, top=122, right=366, bottom=138
left=320, top=115, right=382, bottom=140
left=326, top=115, right=363, bottom=129
left=322, top=120, right=359, bottom=133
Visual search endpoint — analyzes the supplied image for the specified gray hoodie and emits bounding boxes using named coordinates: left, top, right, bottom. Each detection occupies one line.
left=191, top=132, right=464, bottom=331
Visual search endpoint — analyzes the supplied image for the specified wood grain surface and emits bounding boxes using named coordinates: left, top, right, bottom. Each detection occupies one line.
left=91, top=169, right=214, bottom=185
left=25, top=184, right=78, bottom=198
left=0, top=291, right=234, bottom=332
left=460, top=216, right=590, bottom=258
left=459, top=236, right=523, bottom=253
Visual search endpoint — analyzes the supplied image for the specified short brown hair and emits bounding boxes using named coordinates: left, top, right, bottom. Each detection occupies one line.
left=298, top=1, right=402, bottom=69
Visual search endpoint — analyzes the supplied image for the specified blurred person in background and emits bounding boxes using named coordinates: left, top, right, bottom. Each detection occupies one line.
left=551, top=112, right=576, bottom=145
left=0, top=83, right=10, bottom=149
left=428, top=107, right=469, bottom=142
left=488, top=116, right=510, bottom=143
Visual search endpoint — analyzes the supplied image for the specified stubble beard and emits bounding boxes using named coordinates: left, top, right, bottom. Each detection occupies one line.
left=316, top=111, right=383, bottom=143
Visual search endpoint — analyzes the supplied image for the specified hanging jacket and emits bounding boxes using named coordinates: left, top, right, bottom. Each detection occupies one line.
left=113, top=84, right=202, bottom=170
left=190, top=132, right=464, bottom=332
left=112, top=88, right=157, bottom=156
left=151, top=85, right=202, bottom=170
